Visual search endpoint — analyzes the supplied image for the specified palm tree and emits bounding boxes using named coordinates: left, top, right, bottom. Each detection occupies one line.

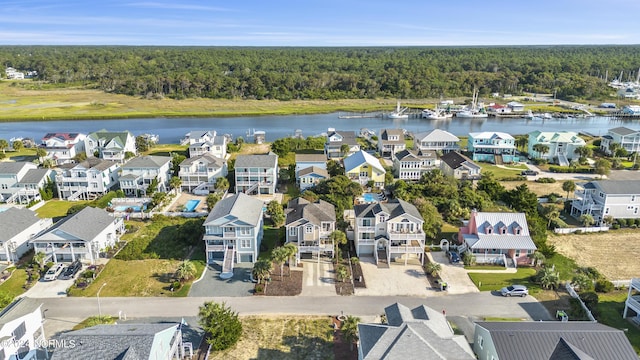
left=169, top=176, right=182, bottom=194
left=252, top=259, right=273, bottom=292
left=579, top=214, right=595, bottom=227
left=530, top=251, right=546, bottom=267
left=544, top=206, right=560, bottom=228
left=515, top=135, right=528, bottom=152
left=425, top=262, right=442, bottom=277
left=271, top=246, right=289, bottom=279
left=562, top=180, right=576, bottom=199
left=608, top=142, right=621, bottom=157
left=335, top=265, right=349, bottom=282
left=36, top=148, right=47, bottom=164
left=33, top=251, right=46, bottom=268
left=282, top=242, right=298, bottom=273
left=537, top=266, right=559, bottom=290
left=175, top=260, right=196, bottom=282
left=341, top=315, right=361, bottom=351
left=12, top=140, right=23, bottom=152
left=0, top=139, right=8, bottom=154
left=329, top=230, right=347, bottom=261
left=574, top=146, right=593, bottom=159
left=340, top=144, right=350, bottom=157
left=532, top=144, right=550, bottom=159
left=214, top=177, right=229, bottom=192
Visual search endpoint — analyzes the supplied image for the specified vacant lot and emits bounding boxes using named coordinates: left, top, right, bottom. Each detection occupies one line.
left=502, top=180, right=565, bottom=197
left=209, top=316, right=335, bottom=360
left=548, top=230, right=640, bottom=280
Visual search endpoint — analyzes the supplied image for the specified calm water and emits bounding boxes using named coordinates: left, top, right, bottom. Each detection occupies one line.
left=0, top=113, right=638, bottom=144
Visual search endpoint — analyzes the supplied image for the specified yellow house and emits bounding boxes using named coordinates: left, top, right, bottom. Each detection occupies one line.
left=344, top=150, right=386, bottom=187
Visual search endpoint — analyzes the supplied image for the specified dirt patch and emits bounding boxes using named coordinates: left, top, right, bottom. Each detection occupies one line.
left=548, top=230, right=640, bottom=280
left=537, top=289, right=573, bottom=320
left=257, top=264, right=302, bottom=296
left=352, top=262, right=366, bottom=289
left=335, top=259, right=355, bottom=296
left=332, top=317, right=358, bottom=360
left=502, top=180, right=565, bottom=197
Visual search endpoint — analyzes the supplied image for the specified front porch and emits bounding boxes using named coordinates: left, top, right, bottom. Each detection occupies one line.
left=373, top=237, right=424, bottom=266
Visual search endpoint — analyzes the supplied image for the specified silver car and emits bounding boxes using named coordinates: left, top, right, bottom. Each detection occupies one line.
left=500, top=284, right=528, bottom=297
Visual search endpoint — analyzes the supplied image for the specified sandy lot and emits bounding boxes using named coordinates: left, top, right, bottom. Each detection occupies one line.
left=548, top=230, right=640, bottom=280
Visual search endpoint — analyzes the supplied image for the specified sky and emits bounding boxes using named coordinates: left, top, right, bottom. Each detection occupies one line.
left=1, top=0, right=639, bottom=46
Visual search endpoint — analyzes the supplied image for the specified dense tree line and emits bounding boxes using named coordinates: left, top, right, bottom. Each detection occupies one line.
left=2, top=46, right=639, bottom=101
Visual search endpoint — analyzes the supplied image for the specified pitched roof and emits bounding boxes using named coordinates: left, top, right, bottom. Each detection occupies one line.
left=42, top=132, right=82, bottom=141
left=354, top=199, right=422, bottom=222
left=62, top=158, right=119, bottom=172
left=285, top=198, right=335, bottom=226
left=475, top=321, right=638, bottom=360
left=122, top=155, right=171, bottom=169
left=295, top=154, right=327, bottom=163
left=440, top=152, right=478, bottom=170
left=395, top=149, right=437, bottom=162
left=204, top=193, right=263, bottom=226
left=465, top=212, right=536, bottom=250
left=327, top=130, right=358, bottom=145
left=17, top=169, right=51, bottom=185
left=414, top=129, right=460, bottom=142
left=344, top=151, right=385, bottom=173
left=0, top=162, right=33, bottom=175
left=32, top=207, right=115, bottom=243
left=608, top=126, right=639, bottom=136
left=591, top=180, right=640, bottom=195
left=235, top=153, right=278, bottom=168
left=180, top=153, right=225, bottom=167
left=88, top=129, right=133, bottom=145
left=0, top=207, right=43, bottom=242
left=528, top=131, right=585, bottom=145
left=379, top=129, right=405, bottom=144
left=469, top=131, right=515, bottom=140
left=298, top=166, right=329, bottom=178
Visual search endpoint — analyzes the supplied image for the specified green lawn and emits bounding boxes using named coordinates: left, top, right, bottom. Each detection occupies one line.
left=35, top=200, right=89, bottom=219
left=259, top=227, right=284, bottom=260
left=465, top=265, right=507, bottom=271
left=467, top=268, right=539, bottom=294
left=145, top=144, right=188, bottom=157
left=545, top=253, right=578, bottom=281
left=597, top=291, right=640, bottom=354
left=0, top=269, right=27, bottom=310
left=478, top=163, right=528, bottom=179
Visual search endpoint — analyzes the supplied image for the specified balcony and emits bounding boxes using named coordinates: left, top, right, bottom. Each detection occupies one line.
left=572, top=199, right=603, bottom=212
left=358, top=238, right=375, bottom=244
left=206, top=244, right=227, bottom=252
left=387, top=229, right=425, bottom=241
left=358, top=226, right=376, bottom=232
left=389, top=245, right=424, bottom=254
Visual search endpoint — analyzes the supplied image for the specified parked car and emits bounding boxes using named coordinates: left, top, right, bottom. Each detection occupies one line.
left=500, top=284, right=529, bottom=297
left=43, top=263, right=65, bottom=281
left=60, top=260, right=82, bottom=280
left=448, top=251, right=461, bottom=263
left=521, top=170, right=539, bottom=176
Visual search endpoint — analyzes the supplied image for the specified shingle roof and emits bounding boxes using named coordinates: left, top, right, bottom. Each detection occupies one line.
left=354, top=199, right=422, bottom=222
left=440, top=152, right=477, bottom=170
left=285, top=198, right=335, bottom=226
left=414, top=129, right=460, bottom=142
left=17, top=169, right=51, bottom=185
left=395, top=149, right=437, bottom=162
left=0, top=207, right=42, bottom=242
left=297, top=166, right=329, bottom=178
left=295, top=154, right=328, bottom=163
left=88, top=129, right=132, bottom=147
left=0, top=162, right=32, bottom=175
left=592, top=180, right=640, bottom=195
left=235, top=153, right=278, bottom=168
left=32, top=207, right=115, bottom=243
left=475, top=321, right=638, bottom=360
left=344, top=150, right=385, bottom=173
left=180, top=153, right=224, bottom=167
left=379, top=129, right=405, bottom=144
left=608, top=126, right=639, bottom=136
left=42, top=133, right=82, bottom=141
left=204, top=193, right=263, bottom=226
left=327, top=130, right=359, bottom=145
left=122, top=155, right=171, bottom=169
left=73, top=158, right=119, bottom=171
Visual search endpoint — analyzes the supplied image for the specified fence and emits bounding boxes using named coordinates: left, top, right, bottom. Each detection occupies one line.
left=554, top=226, right=609, bottom=234
left=565, top=283, right=597, bottom=322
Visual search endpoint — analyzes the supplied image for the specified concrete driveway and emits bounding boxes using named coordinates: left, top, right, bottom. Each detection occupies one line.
left=24, top=278, right=75, bottom=298
left=300, top=259, right=336, bottom=296
left=428, top=252, right=479, bottom=295
left=188, top=262, right=254, bottom=297
left=355, top=257, right=432, bottom=297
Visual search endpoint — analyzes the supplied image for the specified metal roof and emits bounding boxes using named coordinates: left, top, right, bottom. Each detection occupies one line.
left=204, top=193, right=264, bottom=227
left=414, top=129, right=460, bottom=143
left=344, top=150, right=385, bottom=173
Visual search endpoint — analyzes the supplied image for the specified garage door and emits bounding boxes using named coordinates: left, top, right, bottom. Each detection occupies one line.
left=239, top=254, right=253, bottom=263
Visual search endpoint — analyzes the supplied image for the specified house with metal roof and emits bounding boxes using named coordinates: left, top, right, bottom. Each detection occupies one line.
left=234, top=153, right=278, bottom=195
left=0, top=162, right=54, bottom=204
left=203, top=193, right=264, bottom=277
left=358, top=303, right=474, bottom=360
left=344, top=150, right=386, bottom=188
left=85, top=129, right=136, bottom=163
left=179, top=153, right=227, bottom=194
left=458, top=210, right=536, bottom=266
left=473, top=321, right=638, bottom=360
left=353, top=199, right=425, bottom=266
left=119, top=156, right=172, bottom=197
left=324, top=130, right=360, bottom=159
left=40, top=132, right=86, bottom=165
left=528, top=131, right=586, bottom=166
left=600, top=126, right=640, bottom=155
left=54, top=158, right=120, bottom=201
left=50, top=323, right=186, bottom=360
left=468, top=131, right=519, bottom=164
left=285, top=198, right=335, bottom=263
left=377, top=128, right=406, bottom=158
left=413, top=129, right=460, bottom=154
left=0, top=207, right=52, bottom=264
left=393, top=149, right=438, bottom=181
left=31, top=206, right=125, bottom=264
left=0, top=301, right=47, bottom=360
left=571, top=180, right=640, bottom=224
left=439, top=151, right=481, bottom=180
left=297, top=166, right=329, bottom=191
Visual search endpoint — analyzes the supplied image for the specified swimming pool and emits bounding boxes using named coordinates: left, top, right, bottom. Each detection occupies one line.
left=184, top=199, right=200, bottom=212
left=362, top=193, right=380, bottom=203
left=113, top=205, right=143, bottom=212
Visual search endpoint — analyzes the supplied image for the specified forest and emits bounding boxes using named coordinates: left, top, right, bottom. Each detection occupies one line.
left=1, top=46, right=639, bottom=101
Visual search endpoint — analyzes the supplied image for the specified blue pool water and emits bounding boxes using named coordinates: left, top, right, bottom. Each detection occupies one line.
left=113, top=205, right=143, bottom=212
left=362, top=193, right=379, bottom=203
left=185, top=199, right=200, bottom=212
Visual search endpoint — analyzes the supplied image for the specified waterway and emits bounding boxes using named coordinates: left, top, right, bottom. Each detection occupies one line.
left=0, top=113, right=638, bottom=144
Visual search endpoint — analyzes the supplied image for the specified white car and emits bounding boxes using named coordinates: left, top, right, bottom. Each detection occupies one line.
left=43, top=263, right=65, bottom=281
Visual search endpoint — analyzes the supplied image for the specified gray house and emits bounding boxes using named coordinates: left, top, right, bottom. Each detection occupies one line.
left=234, top=153, right=278, bottom=195
left=0, top=208, right=52, bottom=263
left=571, top=180, right=640, bottom=225
left=358, top=303, right=474, bottom=359
left=285, top=198, right=336, bottom=263
left=474, top=321, right=638, bottom=360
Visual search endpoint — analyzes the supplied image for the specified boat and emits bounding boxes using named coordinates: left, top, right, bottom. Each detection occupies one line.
left=456, top=88, right=488, bottom=118
left=421, top=105, right=453, bottom=120
left=389, top=101, right=409, bottom=119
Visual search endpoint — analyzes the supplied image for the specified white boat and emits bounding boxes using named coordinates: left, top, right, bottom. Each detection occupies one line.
left=456, top=88, right=488, bottom=118
left=421, top=105, right=453, bottom=120
left=541, top=113, right=553, bottom=120
left=389, top=101, right=409, bottom=119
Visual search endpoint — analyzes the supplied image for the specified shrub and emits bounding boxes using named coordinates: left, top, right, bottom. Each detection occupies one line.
left=617, top=219, right=627, bottom=227
left=580, top=291, right=599, bottom=311
left=595, top=279, right=614, bottom=293
left=631, top=224, right=638, bottom=229
left=568, top=298, right=587, bottom=319
left=611, top=223, right=620, bottom=230
left=255, top=284, right=264, bottom=293
left=577, top=267, right=601, bottom=280
left=536, top=177, right=556, bottom=183
left=198, top=301, right=242, bottom=351
left=635, top=218, right=640, bottom=226
left=171, top=281, right=181, bottom=290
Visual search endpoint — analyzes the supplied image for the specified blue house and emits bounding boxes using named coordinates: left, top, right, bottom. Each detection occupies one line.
left=468, top=131, right=519, bottom=164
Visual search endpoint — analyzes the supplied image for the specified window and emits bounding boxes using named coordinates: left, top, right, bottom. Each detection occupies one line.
left=322, top=223, right=332, bottom=232
left=305, top=226, right=313, bottom=234
left=515, top=250, right=521, bottom=257
left=605, top=208, right=610, bottom=214
left=501, top=227, right=507, bottom=235
left=378, top=215, right=387, bottom=223
left=239, top=228, right=251, bottom=236
left=289, top=227, right=297, bottom=236
left=633, top=195, right=637, bottom=202
left=599, top=192, right=604, bottom=198
left=240, top=239, right=251, bottom=248
left=13, top=321, right=26, bottom=340
left=486, top=227, right=493, bottom=234
left=361, top=219, right=371, bottom=227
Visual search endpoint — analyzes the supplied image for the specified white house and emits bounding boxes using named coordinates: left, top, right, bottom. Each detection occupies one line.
left=623, top=278, right=640, bottom=321
left=234, top=153, right=278, bottom=195
left=413, top=129, right=460, bottom=153
left=203, top=193, right=264, bottom=274
left=353, top=199, right=425, bottom=266
left=506, top=101, right=525, bottom=112
left=0, top=302, right=47, bottom=360
left=527, top=131, right=586, bottom=165
left=393, top=149, right=437, bottom=181
left=377, top=128, right=406, bottom=158
left=178, top=153, right=227, bottom=194
left=55, top=158, right=120, bottom=201
left=0, top=162, right=54, bottom=205
left=285, top=198, right=335, bottom=263
left=85, top=129, right=137, bottom=163
left=324, top=129, right=360, bottom=159
left=571, top=180, right=640, bottom=224
left=31, top=206, right=125, bottom=264
left=40, top=132, right=86, bottom=165
left=182, top=130, right=228, bottom=159
left=600, top=127, right=640, bottom=155
left=0, top=208, right=52, bottom=264
left=119, top=155, right=172, bottom=197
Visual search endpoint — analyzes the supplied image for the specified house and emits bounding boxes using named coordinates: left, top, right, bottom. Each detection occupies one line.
left=85, top=129, right=136, bottom=163
left=31, top=206, right=125, bottom=264
left=182, top=130, right=228, bottom=159
left=353, top=199, right=425, bottom=266
left=50, top=323, right=187, bottom=360
left=377, top=128, right=406, bottom=158
left=234, top=153, right=278, bottom=195
left=468, top=131, right=519, bottom=164
left=358, top=303, right=474, bottom=360
left=393, top=149, right=437, bottom=181
left=571, top=180, right=640, bottom=224
left=0, top=301, right=47, bottom=360
left=203, top=193, right=264, bottom=268
left=324, top=129, right=360, bottom=159
left=439, top=152, right=481, bottom=180
left=0, top=162, right=54, bottom=204
left=623, top=278, right=640, bottom=321
left=473, top=321, right=638, bottom=360
left=298, top=166, right=329, bottom=191
left=600, top=127, right=640, bottom=155
left=4, top=67, right=25, bottom=80
left=0, top=208, right=52, bottom=263
left=506, top=101, right=525, bottom=112
left=179, top=153, right=227, bottom=194
left=294, top=154, right=327, bottom=175
left=527, top=131, right=586, bottom=165
left=344, top=150, right=386, bottom=187
left=55, top=158, right=120, bottom=201
left=413, top=129, right=460, bottom=153
left=285, top=198, right=336, bottom=263
left=487, top=104, right=512, bottom=114
left=621, top=104, right=640, bottom=115
left=119, top=155, right=172, bottom=197
left=40, top=132, right=86, bottom=164
left=458, top=210, right=536, bottom=265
